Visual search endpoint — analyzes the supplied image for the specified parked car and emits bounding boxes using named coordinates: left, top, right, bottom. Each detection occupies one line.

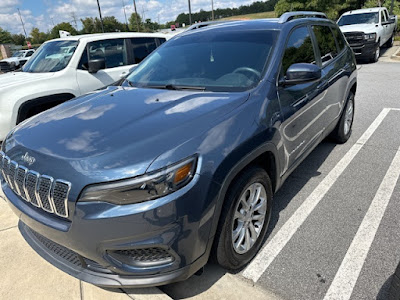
left=0, top=49, right=35, bottom=72
left=338, top=7, right=397, bottom=62
left=0, top=12, right=357, bottom=287
left=0, top=32, right=171, bottom=142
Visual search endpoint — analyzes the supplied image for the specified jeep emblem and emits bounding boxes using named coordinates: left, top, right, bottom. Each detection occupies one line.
left=21, top=152, right=36, bottom=166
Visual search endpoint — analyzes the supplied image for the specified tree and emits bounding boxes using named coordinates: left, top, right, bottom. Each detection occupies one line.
left=30, top=27, right=48, bottom=44
left=0, top=27, right=13, bottom=44
left=103, top=16, right=125, bottom=32
left=11, top=34, right=26, bottom=46
left=49, top=22, right=77, bottom=39
left=274, top=0, right=363, bottom=19
left=129, top=13, right=142, bottom=32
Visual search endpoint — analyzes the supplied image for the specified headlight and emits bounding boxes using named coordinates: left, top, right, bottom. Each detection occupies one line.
left=364, top=33, right=376, bottom=41
left=79, top=156, right=197, bottom=205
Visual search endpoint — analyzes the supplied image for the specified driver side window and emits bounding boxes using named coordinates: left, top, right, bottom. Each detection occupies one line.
left=281, top=27, right=316, bottom=76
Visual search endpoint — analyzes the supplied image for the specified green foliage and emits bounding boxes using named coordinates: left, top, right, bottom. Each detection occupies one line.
left=30, top=27, right=48, bottom=44
left=0, top=27, right=13, bottom=44
left=174, top=0, right=279, bottom=25
left=129, top=13, right=142, bottom=32
left=11, top=34, right=26, bottom=46
left=363, top=0, right=400, bottom=14
left=49, top=22, right=78, bottom=39
left=274, top=0, right=367, bottom=19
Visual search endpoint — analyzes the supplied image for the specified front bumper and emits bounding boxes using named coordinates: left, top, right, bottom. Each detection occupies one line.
left=349, top=41, right=378, bottom=60
left=3, top=171, right=216, bottom=287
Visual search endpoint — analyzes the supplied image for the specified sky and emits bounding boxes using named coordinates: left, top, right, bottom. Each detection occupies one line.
left=0, top=0, right=257, bottom=35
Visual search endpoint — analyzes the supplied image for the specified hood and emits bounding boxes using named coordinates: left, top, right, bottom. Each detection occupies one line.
left=339, top=24, right=378, bottom=34
left=4, top=86, right=249, bottom=192
left=0, top=71, right=55, bottom=90
left=0, top=57, right=20, bottom=63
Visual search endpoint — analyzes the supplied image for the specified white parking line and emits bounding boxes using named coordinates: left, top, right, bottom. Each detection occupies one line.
left=242, top=108, right=391, bottom=283
left=323, top=146, right=400, bottom=300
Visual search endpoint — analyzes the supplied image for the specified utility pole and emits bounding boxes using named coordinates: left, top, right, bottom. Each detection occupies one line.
left=133, top=0, right=140, bottom=32
left=17, top=8, right=27, bottom=39
left=71, top=11, right=78, bottom=30
left=211, top=0, right=214, bottom=21
left=51, top=17, right=55, bottom=27
left=96, top=0, right=105, bottom=33
left=188, top=0, right=192, bottom=25
left=122, top=0, right=129, bottom=31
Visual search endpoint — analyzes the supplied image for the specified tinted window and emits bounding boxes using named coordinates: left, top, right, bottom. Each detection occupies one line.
left=126, top=30, right=278, bottom=92
left=312, top=26, right=338, bottom=65
left=26, top=51, right=34, bottom=57
left=78, top=48, right=88, bottom=70
left=88, top=39, right=128, bottom=69
left=157, top=38, right=166, bottom=45
left=381, top=11, right=387, bottom=22
left=282, top=26, right=316, bottom=74
left=331, top=26, right=346, bottom=51
left=131, top=38, right=158, bottom=64
left=384, top=10, right=389, bottom=21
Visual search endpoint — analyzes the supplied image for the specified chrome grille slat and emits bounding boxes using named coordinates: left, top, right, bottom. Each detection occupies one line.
left=25, top=171, right=40, bottom=207
left=52, top=180, right=71, bottom=218
left=1, top=154, right=70, bottom=219
left=15, top=166, right=28, bottom=200
left=37, top=176, right=54, bottom=213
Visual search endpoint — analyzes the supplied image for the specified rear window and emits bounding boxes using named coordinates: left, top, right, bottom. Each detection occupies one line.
left=312, top=25, right=338, bottom=65
left=131, top=38, right=158, bottom=64
left=331, top=26, right=346, bottom=52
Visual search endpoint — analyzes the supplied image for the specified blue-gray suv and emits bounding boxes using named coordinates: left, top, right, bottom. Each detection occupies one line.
left=0, top=12, right=357, bottom=287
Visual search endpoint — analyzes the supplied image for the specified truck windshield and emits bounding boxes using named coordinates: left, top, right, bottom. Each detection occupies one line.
left=12, top=51, right=24, bottom=58
left=338, top=13, right=379, bottom=26
left=126, top=29, right=278, bottom=92
left=23, top=40, right=78, bottom=73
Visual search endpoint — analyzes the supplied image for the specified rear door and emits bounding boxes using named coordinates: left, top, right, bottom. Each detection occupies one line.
left=310, top=25, right=345, bottom=128
left=277, top=26, right=324, bottom=170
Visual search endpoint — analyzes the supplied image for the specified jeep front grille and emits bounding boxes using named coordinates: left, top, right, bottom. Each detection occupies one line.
left=0, top=151, right=71, bottom=218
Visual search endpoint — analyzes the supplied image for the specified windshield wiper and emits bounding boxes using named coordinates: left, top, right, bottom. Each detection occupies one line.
left=146, top=84, right=207, bottom=91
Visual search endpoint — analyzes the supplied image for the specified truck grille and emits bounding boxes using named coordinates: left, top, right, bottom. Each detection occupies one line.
left=343, top=32, right=365, bottom=47
left=0, top=151, right=71, bottom=218
left=0, top=61, right=11, bottom=72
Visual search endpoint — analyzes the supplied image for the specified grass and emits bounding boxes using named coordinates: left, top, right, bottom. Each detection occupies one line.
left=221, top=11, right=276, bottom=21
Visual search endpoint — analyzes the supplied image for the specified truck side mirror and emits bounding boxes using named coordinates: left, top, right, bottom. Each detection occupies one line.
left=88, top=58, right=105, bottom=74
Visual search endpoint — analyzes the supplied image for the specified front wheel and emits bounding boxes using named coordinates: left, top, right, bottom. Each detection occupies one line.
left=370, top=45, right=380, bottom=63
left=330, top=91, right=355, bottom=144
left=385, top=33, right=395, bottom=48
left=212, top=166, right=273, bottom=270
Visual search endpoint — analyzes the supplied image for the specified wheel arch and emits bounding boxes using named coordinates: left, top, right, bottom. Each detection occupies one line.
left=16, top=93, right=76, bottom=124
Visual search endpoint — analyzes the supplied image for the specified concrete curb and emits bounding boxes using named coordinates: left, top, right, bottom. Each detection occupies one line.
left=391, top=46, right=400, bottom=60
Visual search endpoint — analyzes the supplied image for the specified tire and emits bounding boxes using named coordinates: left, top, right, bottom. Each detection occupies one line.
left=9, top=62, right=16, bottom=71
left=370, top=44, right=380, bottom=63
left=330, top=91, right=355, bottom=144
left=212, top=166, right=273, bottom=270
left=385, top=33, right=395, bottom=48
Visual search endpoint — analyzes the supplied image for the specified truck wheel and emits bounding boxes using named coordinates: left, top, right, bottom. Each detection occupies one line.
left=385, top=34, right=395, bottom=48
left=370, top=45, right=380, bottom=63
left=9, top=62, right=16, bottom=71
left=330, top=91, right=354, bottom=144
left=212, top=166, right=272, bottom=270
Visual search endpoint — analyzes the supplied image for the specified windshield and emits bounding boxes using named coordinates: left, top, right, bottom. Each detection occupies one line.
left=338, top=13, right=379, bottom=26
left=23, top=40, right=78, bottom=73
left=126, top=29, right=278, bottom=92
left=12, top=51, right=24, bottom=58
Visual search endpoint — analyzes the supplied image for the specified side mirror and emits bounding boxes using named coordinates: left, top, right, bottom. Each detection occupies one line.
left=281, top=63, right=321, bottom=86
left=88, top=58, right=105, bottom=74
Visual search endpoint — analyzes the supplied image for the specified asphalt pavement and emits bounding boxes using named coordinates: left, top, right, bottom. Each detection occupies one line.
left=1, top=55, right=400, bottom=300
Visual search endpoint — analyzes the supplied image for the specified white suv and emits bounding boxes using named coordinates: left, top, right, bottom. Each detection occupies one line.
left=0, top=32, right=171, bottom=141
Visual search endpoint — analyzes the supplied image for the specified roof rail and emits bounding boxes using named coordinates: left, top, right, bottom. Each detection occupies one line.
left=185, top=20, right=234, bottom=31
left=278, top=11, right=327, bottom=23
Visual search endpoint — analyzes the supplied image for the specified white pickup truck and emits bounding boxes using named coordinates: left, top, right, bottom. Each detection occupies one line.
left=0, top=32, right=171, bottom=142
left=338, top=7, right=397, bottom=62
left=0, top=49, right=35, bottom=72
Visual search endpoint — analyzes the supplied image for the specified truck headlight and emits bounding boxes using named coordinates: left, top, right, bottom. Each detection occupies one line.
left=79, top=156, right=197, bottom=205
left=364, top=33, right=376, bottom=41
